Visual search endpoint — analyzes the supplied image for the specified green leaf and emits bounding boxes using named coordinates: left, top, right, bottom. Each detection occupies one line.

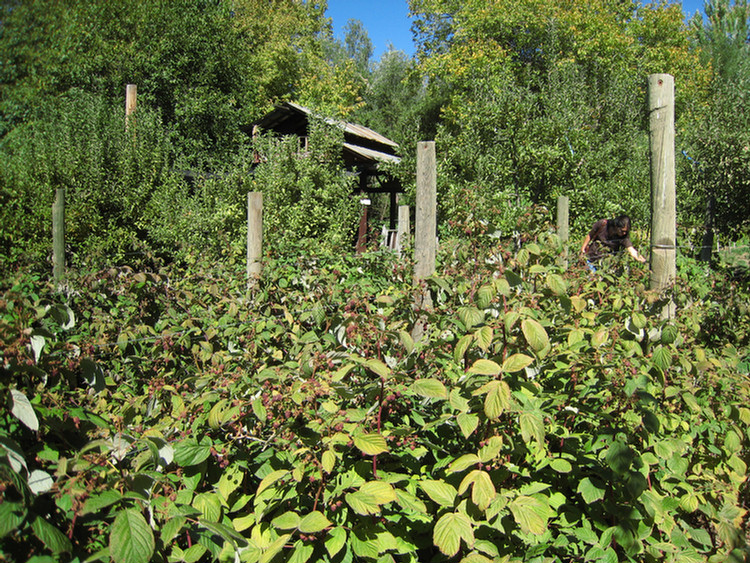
left=411, top=378, right=448, bottom=399
left=298, top=511, right=331, bottom=533
left=0, top=502, right=23, bottom=537
left=458, top=307, right=484, bottom=330
left=519, top=411, right=545, bottom=444
left=364, top=358, right=391, bottom=377
left=509, top=495, right=548, bottom=535
left=395, top=489, right=428, bottom=514
left=478, top=436, right=503, bottom=463
left=259, top=534, right=292, bottom=563
left=173, top=438, right=212, bottom=467
left=468, top=359, right=501, bottom=375
left=502, top=353, right=534, bottom=373
left=11, top=389, right=39, bottom=431
left=256, top=469, right=289, bottom=495
left=475, top=326, right=493, bottom=352
left=31, top=516, right=71, bottom=555
left=272, top=511, right=300, bottom=530
left=353, top=433, right=389, bottom=456
left=476, top=284, right=495, bottom=309
left=453, top=334, right=473, bottom=363
left=484, top=380, right=511, bottom=419
left=577, top=477, right=605, bottom=503
left=433, top=511, right=474, bottom=557
left=550, top=458, right=573, bottom=473
left=321, top=450, right=336, bottom=473
left=420, top=479, right=457, bottom=507
left=457, top=413, right=480, bottom=438
left=359, top=481, right=397, bottom=504
left=288, top=540, right=314, bottom=563
left=448, top=454, right=481, bottom=474
left=325, top=527, right=347, bottom=558
left=546, top=273, right=568, bottom=296
left=651, top=347, right=672, bottom=371
left=521, top=319, right=549, bottom=354
left=218, top=464, right=244, bottom=502
left=109, top=509, right=155, bottom=563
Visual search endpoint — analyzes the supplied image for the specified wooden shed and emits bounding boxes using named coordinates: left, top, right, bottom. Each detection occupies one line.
left=249, top=102, right=403, bottom=250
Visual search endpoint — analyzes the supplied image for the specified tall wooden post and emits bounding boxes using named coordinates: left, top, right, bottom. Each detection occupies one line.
left=247, top=192, right=263, bottom=285
left=414, top=141, right=437, bottom=309
left=396, top=205, right=410, bottom=257
left=53, top=188, right=65, bottom=289
left=556, top=196, right=569, bottom=266
left=648, top=74, right=676, bottom=318
left=125, top=84, right=137, bottom=130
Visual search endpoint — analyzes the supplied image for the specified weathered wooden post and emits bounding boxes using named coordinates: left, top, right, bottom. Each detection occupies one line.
left=648, top=73, right=676, bottom=319
left=556, top=195, right=569, bottom=266
left=414, top=141, right=437, bottom=309
left=53, top=188, right=65, bottom=289
left=247, top=192, right=263, bottom=286
left=396, top=205, right=410, bottom=257
left=125, top=84, right=137, bottom=130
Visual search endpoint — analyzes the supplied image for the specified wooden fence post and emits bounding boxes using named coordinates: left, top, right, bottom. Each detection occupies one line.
left=247, top=192, right=263, bottom=286
left=414, top=141, right=437, bottom=309
left=396, top=205, right=410, bottom=257
left=53, top=188, right=65, bottom=289
left=556, top=195, right=569, bottom=266
left=648, top=73, right=676, bottom=319
left=125, top=84, right=137, bottom=130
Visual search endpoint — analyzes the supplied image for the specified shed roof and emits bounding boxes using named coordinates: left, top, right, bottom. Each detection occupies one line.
left=251, top=101, right=400, bottom=168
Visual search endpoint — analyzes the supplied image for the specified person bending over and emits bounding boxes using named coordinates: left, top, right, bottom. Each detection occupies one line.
left=581, top=215, right=646, bottom=268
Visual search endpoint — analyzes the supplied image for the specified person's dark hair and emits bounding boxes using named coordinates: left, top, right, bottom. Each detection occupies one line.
left=612, top=215, right=631, bottom=230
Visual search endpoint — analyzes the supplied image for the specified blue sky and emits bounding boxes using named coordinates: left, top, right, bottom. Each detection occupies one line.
left=326, top=0, right=708, bottom=61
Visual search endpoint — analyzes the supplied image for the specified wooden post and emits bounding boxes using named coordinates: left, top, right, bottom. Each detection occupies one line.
left=556, top=196, right=569, bottom=266
left=414, top=141, right=437, bottom=309
left=52, top=188, right=65, bottom=289
left=648, top=73, right=676, bottom=319
left=396, top=205, right=410, bottom=257
left=247, top=192, right=263, bottom=285
left=125, top=84, right=137, bottom=130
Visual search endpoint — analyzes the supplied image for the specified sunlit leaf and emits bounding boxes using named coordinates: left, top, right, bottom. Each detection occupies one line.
left=109, top=509, right=154, bottom=563
left=433, top=511, right=474, bottom=556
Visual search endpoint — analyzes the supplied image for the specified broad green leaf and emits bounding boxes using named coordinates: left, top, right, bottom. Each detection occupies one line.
left=475, top=326, right=493, bottom=352
left=81, top=490, right=123, bottom=516
left=359, top=481, right=397, bottom=504
left=651, top=347, right=672, bottom=371
left=208, top=398, right=228, bottom=430
left=0, top=502, right=23, bottom=537
left=259, top=534, right=292, bottom=563
left=353, top=433, right=389, bottom=456
left=453, top=334, right=473, bottom=363
left=11, top=389, right=39, bottom=431
left=288, top=540, right=314, bottom=563
left=256, top=469, right=289, bottom=495
left=631, top=312, right=647, bottom=329
left=509, top=495, right=548, bottom=535
left=458, top=307, right=484, bottom=330
left=31, top=517, right=71, bottom=555
left=364, top=358, right=390, bottom=378
left=476, top=284, right=495, bottom=309
left=501, top=353, right=534, bottom=373
left=420, top=479, right=457, bottom=507
left=252, top=397, right=267, bottom=421
left=470, top=470, right=496, bottom=511
left=546, top=273, right=567, bottom=296
left=447, top=454, right=481, bottom=474
left=160, top=516, right=186, bottom=544
left=109, top=509, right=155, bottom=563
left=173, top=438, right=212, bottom=467
left=577, top=478, right=605, bottom=503
left=345, top=491, right=381, bottom=515
left=411, top=378, right=448, bottom=399
left=519, top=411, right=545, bottom=444
left=521, top=319, right=549, bottom=354
left=325, top=527, right=347, bottom=558
left=449, top=389, right=470, bottom=412
left=478, top=436, right=503, bottom=463
left=218, top=464, right=244, bottom=502
left=321, top=450, right=336, bottom=473
left=433, top=511, right=474, bottom=557
left=550, top=458, right=573, bottom=473
left=272, top=511, right=300, bottom=530
left=399, top=330, right=415, bottom=355
left=395, top=489, right=428, bottom=514
left=457, top=413, right=480, bottom=438
left=606, top=441, right=633, bottom=475
left=468, top=359, right=501, bottom=375
left=298, top=511, right=331, bottom=533
left=484, top=380, right=511, bottom=419
left=591, top=328, right=609, bottom=347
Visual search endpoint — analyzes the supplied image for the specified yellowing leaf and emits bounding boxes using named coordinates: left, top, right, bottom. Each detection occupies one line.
left=447, top=454, right=481, bottom=474
left=484, top=380, right=511, bottom=419
left=353, top=433, right=389, bottom=456
left=457, top=412, right=480, bottom=438
left=433, top=511, right=475, bottom=557
left=298, top=511, right=331, bottom=534
left=501, top=353, right=534, bottom=373
left=521, top=319, right=549, bottom=355
left=321, top=450, right=336, bottom=474
left=468, top=359, right=501, bottom=376
left=475, top=326, right=493, bottom=352
left=420, top=479, right=458, bottom=507
left=509, top=495, right=549, bottom=535
left=359, top=481, right=397, bottom=504
left=256, top=470, right=289, bottom=496
left=470, top=470, right=496, bottom=511
left=364, top=358, right=390, bottom=378
left=411, top=378, right=448, bottom=399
